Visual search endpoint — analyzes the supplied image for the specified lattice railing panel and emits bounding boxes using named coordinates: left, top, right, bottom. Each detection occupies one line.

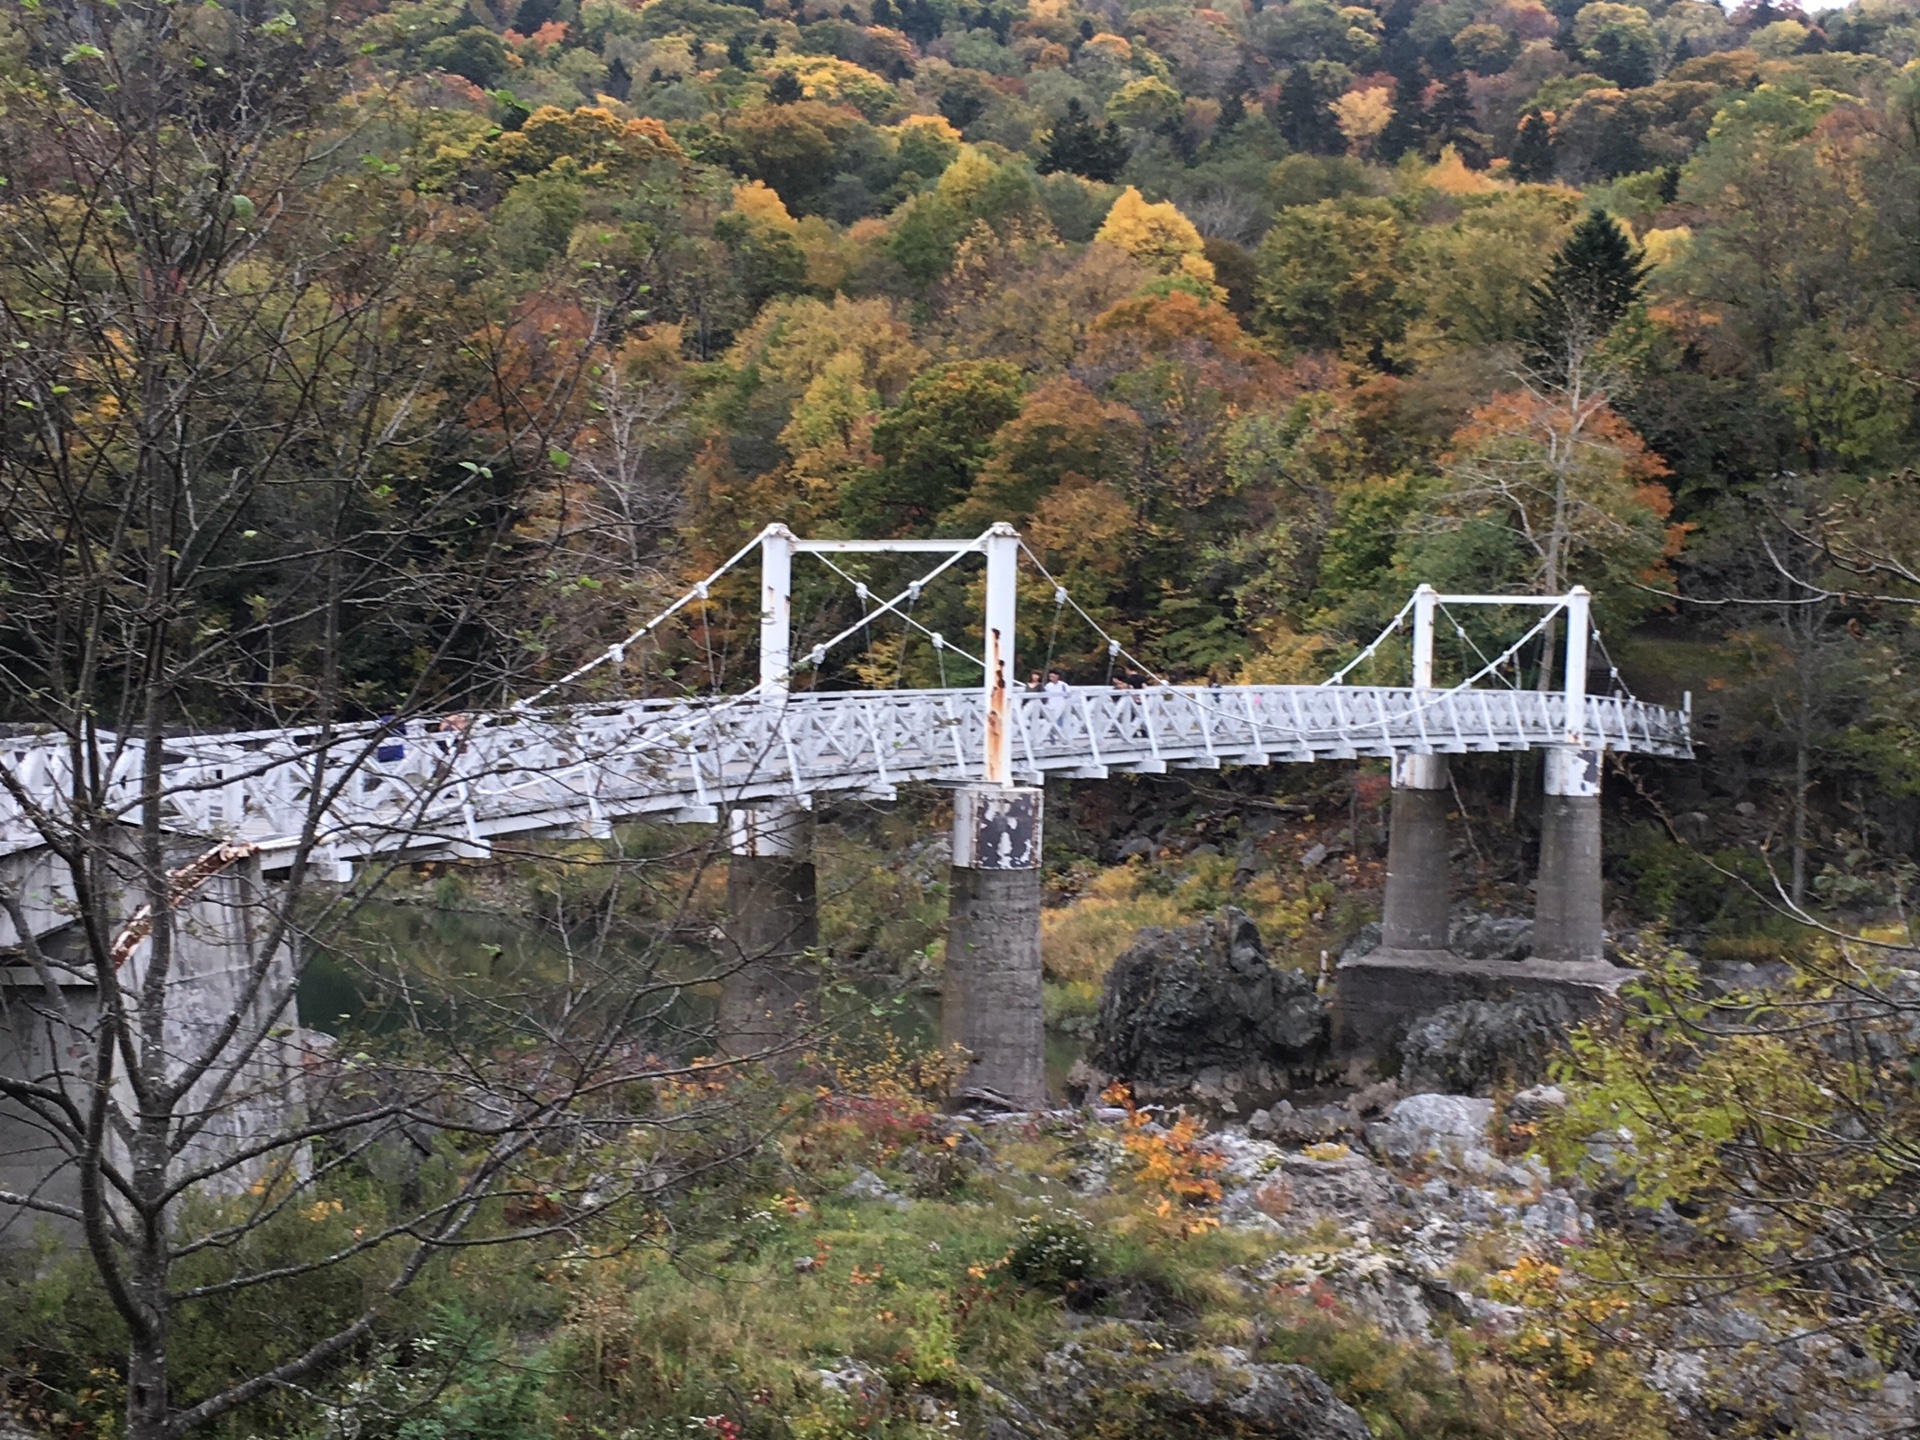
left=0, top=684, right=1691, bottom=862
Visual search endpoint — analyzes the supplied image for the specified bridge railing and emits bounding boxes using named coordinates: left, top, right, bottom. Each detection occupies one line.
left=0, top=683, right=1691, bottom=861
left=1014, top=685, right=1692, bottom=771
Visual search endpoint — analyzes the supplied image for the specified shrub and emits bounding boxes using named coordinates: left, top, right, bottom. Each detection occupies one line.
left=1007, top=1210, right=1101, bottom=1292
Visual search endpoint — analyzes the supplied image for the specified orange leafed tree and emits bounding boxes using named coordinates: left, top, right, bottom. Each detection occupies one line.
left=1435, top=388, right=1682, bottom=600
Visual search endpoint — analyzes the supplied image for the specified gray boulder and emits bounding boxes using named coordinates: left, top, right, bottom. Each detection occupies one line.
left=1340, top=921, right=1383, bottom=962
left=1367, top=1094, right=1495, bottom=1168
left=1012, top=1342, right=1373, bottom=1440
left=1449, top=913, right=1534, bottom=962
left=1507, top=1084, right=1567, bottom=1125
left=1091, top=908, right=1327, bottom=1107
left=1398, top=992, right=1574, bottom=1096
left=1248, top=1099, right=1363, bottom=1146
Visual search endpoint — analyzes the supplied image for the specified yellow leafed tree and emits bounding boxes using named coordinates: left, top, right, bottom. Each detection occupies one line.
left=1094, top=187, right=1216, bottom=287
left=1332, top=87, right=1392, bottom=156
left=729, top=180, right=798, bottom=231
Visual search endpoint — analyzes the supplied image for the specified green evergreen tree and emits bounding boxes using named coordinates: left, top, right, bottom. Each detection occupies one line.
left=1277, top=65, right=1342, bottom=155
left=1590, top=25, right=1656, bottom=87
left=767, top=69, right=804, bottom=104
left=1522, top=208, right=1650, bottom=383
left=604, top=54, right=632, bottom=99
left=844, top=361, right=1027, bottom=532
left=1037, top=98, right=1129, bottom=182
left=1378, top=70, right=1428, bottom=162
left=1593, top=107, right=1652, bottom=178
left=1509, top=110, right=1555, bottom=182
left=1428, top=71, right=1488, bottom=165
left=512, top=0, right=559, bottom=31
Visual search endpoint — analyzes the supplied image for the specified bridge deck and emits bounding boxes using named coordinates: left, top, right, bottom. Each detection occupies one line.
left=0, top=684, right=1690, bottom=864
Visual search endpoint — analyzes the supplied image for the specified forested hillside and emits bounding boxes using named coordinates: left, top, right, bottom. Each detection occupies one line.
left=9, top=0, right=1920, bottom=858
left=337, top=0, right=1920, bottom=880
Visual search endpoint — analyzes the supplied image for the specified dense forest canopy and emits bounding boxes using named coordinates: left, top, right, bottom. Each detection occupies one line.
left=345, top=0, right=1920, bottom=884
left=6, top=0, right=1920, bottom=785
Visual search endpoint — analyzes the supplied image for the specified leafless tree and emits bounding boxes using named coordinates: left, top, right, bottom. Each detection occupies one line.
left=0, top=5, right=787, bottom=1438
left=571, top=342, right=693, bottom=569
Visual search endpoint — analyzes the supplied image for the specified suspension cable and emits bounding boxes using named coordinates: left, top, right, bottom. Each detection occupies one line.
left=1017, top=541, right=1163, bottom=687
left=1319, top=594, right=1421, bottom=687
left=517, top=528, right=768, bottom=709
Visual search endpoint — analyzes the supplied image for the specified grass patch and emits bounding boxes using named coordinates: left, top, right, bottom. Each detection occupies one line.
left=1041, top=855, right=1327, bottom=985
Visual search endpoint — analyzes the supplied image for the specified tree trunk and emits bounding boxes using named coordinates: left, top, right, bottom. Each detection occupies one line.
left=127, top=1318, right=171, bottom=1440
left=1791, top=732, right=1809, bottom=909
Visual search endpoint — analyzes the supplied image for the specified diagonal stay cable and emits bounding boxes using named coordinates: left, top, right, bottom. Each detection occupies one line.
left=1438, top=602, right=1517, bottom=689
left=516, top=528, right=769, bottom=710
left=1019, top=538, right=1568, bottom=734
left=806, top=551, right=987, bottom=673
left=1589, top=625, right=1638, bottom=700
left=768, top=540, right=989, bottom=690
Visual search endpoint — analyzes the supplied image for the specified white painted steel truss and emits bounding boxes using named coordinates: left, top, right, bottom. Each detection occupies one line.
left=0, top=682, right=1691, bottom=869
left=0, top=528, right=1694, bottom=868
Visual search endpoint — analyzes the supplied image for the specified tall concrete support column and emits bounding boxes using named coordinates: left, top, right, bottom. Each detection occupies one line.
left=1535, top=748, right=1604, bottom=964
left=720, top=802, right=818, bottom=1060
left=1381, top=754, right=1451, bottom=955
left=943, top=785, right=1046, bottom=1110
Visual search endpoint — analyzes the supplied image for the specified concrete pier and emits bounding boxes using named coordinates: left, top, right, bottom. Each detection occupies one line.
left=1535, top=748, right=1605, bottom=964
left=1380, top=754, right=1451, bottom=956
left=720, top=803, right=819, bottom=1061
left=942, top=784, right=1046, bottom=1109
left=1336, top=746, right=1629, bottom=1064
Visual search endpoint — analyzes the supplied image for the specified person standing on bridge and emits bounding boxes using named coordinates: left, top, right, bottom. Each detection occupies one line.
left=1043, top=668, right=1071, bottom=741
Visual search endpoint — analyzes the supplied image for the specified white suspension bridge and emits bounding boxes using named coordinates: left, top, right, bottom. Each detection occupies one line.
left=0, top=519, right=1700, bottom=1184
left=0, top=523, right=1691, bottom=871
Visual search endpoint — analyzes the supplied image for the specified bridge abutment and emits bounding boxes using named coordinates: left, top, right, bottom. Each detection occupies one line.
left=0, top=842, right=307, bottom=1243
left=1534, top=748, right=1605, bottom=965
left=1380, top=754, right=1451, bottom=956
left=720, top=803, right=819, bottom=1063
left=942, top=785, right=1047, bottom=1110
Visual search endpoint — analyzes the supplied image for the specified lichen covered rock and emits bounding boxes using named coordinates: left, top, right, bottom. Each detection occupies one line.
left=994, top=1340, right=1374, bottom=1440
left=1089, top=907, right=1328, bottom=1109
left=1397, top=992, right=1574, bottom=1095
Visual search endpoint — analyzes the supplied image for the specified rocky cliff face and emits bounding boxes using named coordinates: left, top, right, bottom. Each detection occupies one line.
left=940, top=1086, right=1920, bottom=1440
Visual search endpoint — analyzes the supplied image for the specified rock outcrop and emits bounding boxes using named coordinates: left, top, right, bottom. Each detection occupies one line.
left=1086, top=907, right=1328, bottom=1111
left=984, top=1342, right=1374, bottom=1439
left=1341, top=912, right=1534, bottom=965
left=1397, top=992, right=1573, bottom=1095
